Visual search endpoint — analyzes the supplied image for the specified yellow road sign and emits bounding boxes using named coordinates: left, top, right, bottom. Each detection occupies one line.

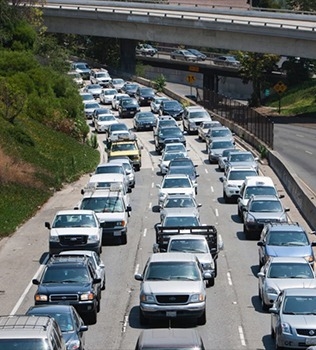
left=273, top=81, right=287, bottom=94
left=186, top=74, right=196, bottom=84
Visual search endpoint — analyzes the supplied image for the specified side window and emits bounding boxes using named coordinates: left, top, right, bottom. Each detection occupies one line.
left=50, top=325, right=61, bottom=350
left=88, top=264, right=96, bottom=279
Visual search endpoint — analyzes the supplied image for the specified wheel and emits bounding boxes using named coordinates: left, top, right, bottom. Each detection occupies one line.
left=206, top=278, right=215, bottom=287
left=195, top=187, right=198, bottom=195
left=121, top=234, right=127, bottom=245
left=261, top=298, right=269, bottom=311
left=223, top=191, right=228, bottom=203
left=139, top=308, right=146, bottom=326
left=97, top=298, right=100, bottom=312
left=271, top=327, right=275, bottom=339
left=197, top=310, right=206, bottom=325
left=101, top=279, right=106, bottom=291
left=243, top=225, right=250, bottom=239
left=183, top=122, right=186, bottom=131
left=86, top=311, right=97, bottom=325
left=213, top=260, right=217, bottom=278
left=237, top=206, right=242, bottom=218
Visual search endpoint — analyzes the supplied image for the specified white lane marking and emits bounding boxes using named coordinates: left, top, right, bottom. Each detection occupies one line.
left=238, top=325, right=246, bottom=346
left=210, top=186, right=214, bottom=193
left=295, top=134, right=304, bottom=138
left=205, top=168, right=208, bottom=174
left=143, top=228, right=147, bottom=237
left=227, top=272, right=232, bottom=286
left=122, top=315, right=128, bottom=333
left=305, top=150, right=313, bottom=155
left=134, top=264, right=139, bottom=275
left=215, top=208, right=219, bottom=217
left=10, top=255, right=49, bottom=315
left=151, top=182, right=154, bottom=188
left=148, top=202, right=152, bottom=209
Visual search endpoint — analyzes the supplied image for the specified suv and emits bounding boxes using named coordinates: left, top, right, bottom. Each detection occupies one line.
left=182, top=106, right=212, bottom=134
left=90, top=68, right=112, bottom=87
left=136, top=43, right=158, bottom=56
left=257, top=222, right=316, bottom=268
left=32, top=255, right=102, bottom=325
left=154, top=126, right=186, bottom=154
left=135, top=87, right=155, bottom=106
left=134, top=252, right=210, bottom=325
left=76, top=187, right=131, bottom=245
left=106, top=135, right=142, bottom=171
left=0, top=315, right=65, bottom=350
left=71, top=62, right=90, bottom=79
left=45, top=209, right=102, bottom=255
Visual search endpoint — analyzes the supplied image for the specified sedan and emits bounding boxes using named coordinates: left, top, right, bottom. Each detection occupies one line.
left=258, top=257, right=316, bottom=311
left=84, top=84, right=102, bottom=98
left=118, top=97, right=140, bottom=118
left=197, top=121, right=222, bottom=141
left=270, top=288, right=316, bottom=349
left=84, top=101, right=100, bottom=119
left=99, top=88, right=118, bottom=104
left=187, top=48, right=207, bottom=61
left=133, top=111, right=157, bottom=131
left=135, top=87, right=156, bottom=106
left=218, top=148, right=239, bottom=172
left=80, top=92, right=95, bottom=104
left=150, top=96, right=170, bottom=113
left=162, top=142, right=188, bottom=158
left=154, top=126, right=186, bottom=154
left=208, top=139, right=236, bottom=164
left=158, top=151, right=187, bottom=175
left=159, top=194, right=201, bottom=220
left=110, top=78, right=125, bottom=91
left=121, top=82, right=139, bottom=97
left=26, top=304, right=88, bottom=350
left=159, top=100, right=184, bottom=120
left=170, top=49, right=197, bottom=62
left=94, top=114, right=118, bottom=133
left=225, top=150, right=259, bottom=175
left=111, top=93, right=129, bottom=110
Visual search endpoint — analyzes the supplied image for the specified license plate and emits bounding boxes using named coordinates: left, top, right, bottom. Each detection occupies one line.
left=113, top=232, right=121, bottom=236
left=306, top=338, right=316, bottom=345
left=166, top=311, right=176, bottom=317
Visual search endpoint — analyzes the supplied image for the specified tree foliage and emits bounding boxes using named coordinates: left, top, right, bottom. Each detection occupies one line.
left=286, top=0, right=316, bottom=11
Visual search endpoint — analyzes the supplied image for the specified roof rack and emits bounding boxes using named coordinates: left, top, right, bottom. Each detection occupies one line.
left=0, top=315, right=52, bottom=330
left=82, top=182, right=123, bottom=195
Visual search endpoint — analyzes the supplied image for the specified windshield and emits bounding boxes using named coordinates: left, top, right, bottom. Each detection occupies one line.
left=169, top=239, right=208, bottom=253
left=98, top=115, right=115, bottom=122
left=189, top=111, right=210, bottom=119
left=211, top=129, right=230, bottom=137
left=267, top=262, right=313, bottom=279
left=244, top=186, right=277, bottom=199
left=168, top=168, right=195, bottom=177
left=211, top=141, right=234, bottom=149
left=163, top=153, right=186, bottom=161
left=249, top=200, right=282, bottom=212
left=230, top=153, right=254, bottom=162
left=164, top=216, right=200, bottom=227
left=43, top=266, right=90, bottom=283
left=103, top=89, right=116, bottom=95
left=52, top=214, right=96, bottom=228
left=111, top=143, right=136, bottom=151
left=164, top=101, right=181, bottom=109
left=95, top=166, right=123, bottom=175
left=85, top=103, right=99, bottom=109
left=162, top=178, right=191, bottom=188
left=283, top=296, right=316, bottom=315
left=165, top=144, right=186, bottom=153
left=165, top=197, right=195, bottom=208
left=267, top=231, right=309, bottom=246
left=145, top=261, right=200, bottom=281
left=160, top=128, right=182, bottom=137
left=81, top=197, right=124, bottom=213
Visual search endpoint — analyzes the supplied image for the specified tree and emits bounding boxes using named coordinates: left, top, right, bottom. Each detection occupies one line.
left=238, top=52, right=279, bottom=107
left=286, top=0, right=316, bottom=11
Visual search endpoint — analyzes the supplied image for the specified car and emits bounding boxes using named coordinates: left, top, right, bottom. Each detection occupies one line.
left=158, top=151, right=187, bottom=175
left=159, top=99, right=184, bottom=120
left=222, top=166, right=258, bottom=203
left=71, top=61, right=91, bottom=79
left=197, top=120, right=222, bottom=141
left=94, top=113, right=118, bottom=133
left=257, top=257, right=316, bottom=311
left=118, top=97, right=140, bottom=118
left=207, top=139, right=236, bottom=164
left=159, top=208, right=201, bottom=227
left=159, top=193, right=201, bottom=218
left=59, top=250, right=106, bottom=291
left=135, top=87, right=156, bottom=106
left=154, top=126, right=186, bottom=154
left=187, top=48, right=207, bottom=61
left=133, top=111, right=157, bottom=131
left=121, top=82, right=139, bottom=97
left=150, top=96, right=170, bottom=113
left=214, top=55, right=240, bottom=67
left=67, top=71, right=84, bottom=87
left=224, top=150, right=259, bottom=175
left=94, top=162, right=130, bottom=191
left=108, top=157, right=136, bottom=189
left=32, top=255, right=102, bottom=325
left=165, top=234, right=216, bottom=287
left=167, top=157, right=199, bottom=192
left=92, top=107, right=113, bottom=123
left=106, top=122, right=130, bottom=138
left=26, top=304, right=88, bottom=350
left=162, top=142, right=188, bottom=158
left=134, top=252, right=210, bottom=325
left=0, top=315, right=66, bottom=350
left=110, top=78, right=125, bottom=91
left=243, top=195, right=289, bottom=239
left=83, top=84, right=102, bottom=99
left=83, top=101, right=100, bottom=119
left=270, top=288, right=316, bottom=349
left=45, top=209, right=102, bottom=255
left=156, top=174, right=196, bottom=206
left=90, top=68, right=111, bottom=87
left=153, top=115, right=178, bottom=137
left=237, top=176, right=281, bottom=220
left=205, top=126, right=234, bottom=151
left=257, top=222, right=316, bottom=268
left=80, top=92, right=95, bottom=104
left=135, top=328, right=205, bottom=350
left=170, top=49, right=197, bottom=62
left=99, top=88, right=118, bottom=104
left=182, top=106, right=212, bottom=134
left=111, top=93, right=130, bottom=110
left=136, top=43, right=158, bottom=56
left=218, top=148, right=239, bottom=171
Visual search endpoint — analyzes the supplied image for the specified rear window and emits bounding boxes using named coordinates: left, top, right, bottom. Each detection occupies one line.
left=0, top=339, right=49, bottom=350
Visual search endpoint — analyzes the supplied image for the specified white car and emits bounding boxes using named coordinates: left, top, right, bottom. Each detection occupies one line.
left=84, top=101, right=100, bottom=119
left=84, top=84, right=103, bottom=99
left=112, top=93, right=129, bottom=110
left=222, top=166, right=258, bottom=203
left=159, top=151, right=187, bottom=175
left=150, top=96, right=170, bottom=113
left=59, top=250, right=106, bottom=290
left=110, top=78, right=125, bottom=91
left=182, top=106, right=212, bottom=135
left=80, top=92, right=95, bottom=104
left=156, top=174, right=195, bottom=207
left=162, top=142, right=188, bottom=158
left=94, top=113, right=118, bottom=133
left=100, top=88, right=118, bottom=105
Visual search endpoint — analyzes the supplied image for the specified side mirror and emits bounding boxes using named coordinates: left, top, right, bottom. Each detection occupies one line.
left=134, top=273, right=143, bottom=281
left=279, top=194, right=285, bottom=199
left=126, top=205, right=132, bottom=212
left=197, top=203, right=202, bottom=208
left=93, top=278, right=102, bottom=284
left=79, top=325, right=89, bottom=332
left=257, top=241, right=264, bottom=247
left=285, top=208, right=290, bottom=212
left=269, top=307, right=278, bottom=314
left=44, top=222, right=51, bottom=229
left=156, top=184, right=161, bottom=189
left=257, top=272, right=265, bottom=278
left=32, top=279, right=40, bottom=285
left=81, top=189, right=85, bottom=195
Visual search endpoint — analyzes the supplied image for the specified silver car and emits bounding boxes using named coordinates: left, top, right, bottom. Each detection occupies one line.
left=258, top=256, right=316, bottom=310
left=270, top=288, right=316, bottom=349
left=225, top=150, right=259, bottom=175
left=170, top=49, right=197, bottom=62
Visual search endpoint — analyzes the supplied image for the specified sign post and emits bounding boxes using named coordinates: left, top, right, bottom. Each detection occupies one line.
left=186, top=74, right=196, bottom=96
left=273, top=81, right=287, bottom=114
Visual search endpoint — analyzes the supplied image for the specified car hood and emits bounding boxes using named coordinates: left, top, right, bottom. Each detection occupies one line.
left=142, top=280, right=204, bottom=294
left=266, top=278, right=316, bottom=293
left=37, top=283, right=92, bottom=294
left=194, top=254, right=213, bottom=265
left=226, top=180, right=244, bottom=187
left=190, top=117, right=211, bottom=123
left=282, top=314, right=316, bottom=328
left=266, top=245, right=312, bottom=257
left=50, top=228, right=99, bottom=236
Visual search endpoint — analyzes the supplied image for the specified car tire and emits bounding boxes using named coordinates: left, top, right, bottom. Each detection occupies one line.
left=261, top=298, right=269, bottom=312
left=206, top=278, right=215, bottom=288
left=97, top=298, right=100, bottom=312
left=271, top=327, right=275, bottom=339
left=102, top=279, right=106, bottom=291
left=121, top=234, right=127, bottom=245
left=223, top=191, right=228, bottom=203
left=86, top=311, right=97, bottom=325
left=243, top=225, right=250, bottom=239
left=213, top=260, right=217, bottom=278
left=197, top=310, right=206, bottom=325
left=139, top=308, right=147, bottom=326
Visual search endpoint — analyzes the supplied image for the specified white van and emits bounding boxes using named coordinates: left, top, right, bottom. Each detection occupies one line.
left=237, top=176, right=283, bottom=220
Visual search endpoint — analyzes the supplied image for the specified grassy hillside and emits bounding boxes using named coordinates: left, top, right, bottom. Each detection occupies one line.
left=0, top=116, right=99, bottom=237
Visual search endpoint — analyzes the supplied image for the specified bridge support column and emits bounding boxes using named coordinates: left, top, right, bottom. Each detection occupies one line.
left=203, top=73, right=218, bottom=92
left=120, top=39, right=137, bottom=74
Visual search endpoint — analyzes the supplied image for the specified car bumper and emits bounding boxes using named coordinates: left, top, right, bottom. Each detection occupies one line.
left=244, top=223, right=264, bottom=234
left=101, top=227, right=127, bottom=241
left=140, top=301, right=205, bottom=320
left=224, top=188, right=241, bottom=199
left=137, top=124, right=154, bottom=130
left=49, top=242, right=101, bottom=255
left=276, top=332, right=316, bottom=349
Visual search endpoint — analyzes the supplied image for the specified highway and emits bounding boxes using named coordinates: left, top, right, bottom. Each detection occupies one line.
left=0, top=87, right=313, bottom=349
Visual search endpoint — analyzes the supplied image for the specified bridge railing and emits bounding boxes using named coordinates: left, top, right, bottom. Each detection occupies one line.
left=196, top=88, right=274, bottom=148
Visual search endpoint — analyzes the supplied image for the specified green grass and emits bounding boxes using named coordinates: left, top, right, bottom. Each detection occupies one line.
left=267, top=80, right=316, bottom=115
left=0, top=115, right=100, bottom=237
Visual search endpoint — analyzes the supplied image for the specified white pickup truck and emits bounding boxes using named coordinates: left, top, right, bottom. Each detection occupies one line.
left=90, top=68, right=112, bottom=87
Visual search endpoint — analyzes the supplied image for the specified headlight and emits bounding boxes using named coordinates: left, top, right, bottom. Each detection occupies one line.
left=67, top=339, right=81, bottom=350
left=140, top=294, right=155, bottom=303
left=245, top=214, right=255, bottom=223
left=202, top=263, right=213, bottom=270
left=304, top=255, right=314, bottom=263
left=88, top=235, right=99, bottom=243
left=190, top=294, right=205, bottom=302
left=266, top=287, right=278, bottom=295
left=281, top=322, right=292, bottom=334
left=49, top=235, right=59, bottom=243
left=80, top=292, right=94, bottom=301
left=159, top=192, right=166, bottom=198
left=35, top=294, right=48, bottom=302
left=115, top=220, right=126, bottom=227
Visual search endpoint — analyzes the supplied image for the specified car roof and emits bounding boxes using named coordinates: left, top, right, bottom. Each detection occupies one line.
left=266, top=222, right=305, bottom=232
left=283, top=288, right=316, bottom=296
left=243, top=176, right=274, bottom=186
left=229, top=166, right=258, bottom=171
left=137, top=328, right=203, bottom=348
left=89, top=173, right=124, bottom=182
left=149, top=252, right=198, bottom=262
left=169, top=234, right=207, bottom=241
left=59, top=250, right=97, bottom=257
left=249, top=195, right=279, bottom=201
left=163, top=174, right=191, bottom=179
